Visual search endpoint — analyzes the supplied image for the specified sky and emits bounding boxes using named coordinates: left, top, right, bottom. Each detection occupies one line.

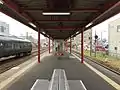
left=0, top=12, right=44, bottom=39
left=92, top=13, right=120, bottom=40
left=0, top=12, right=120, bottom=40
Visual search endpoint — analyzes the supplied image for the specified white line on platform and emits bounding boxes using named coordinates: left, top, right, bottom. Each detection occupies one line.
left=0, top=53, right=47, bottom=90
left=80, top=80, right=87, bottom=90
left=63, top=70, right=70, bottom=90
left=11, top=66, right=20, bottom=70
left=31, top=79, right=39, bottom=90
left=51, top=69, right=56, bottom=80
left=49, top=69, right=56, bottom=90
left=72, top=53, right=120, bottom=90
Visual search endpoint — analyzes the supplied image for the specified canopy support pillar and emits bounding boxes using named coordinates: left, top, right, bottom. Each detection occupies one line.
left=49, top=37, right=50, bottom=53
left=70, top=37, right=72, bottom=54
left=38, top=29, right=40, bottom=63
left=81, top=30, right=84, bottom=63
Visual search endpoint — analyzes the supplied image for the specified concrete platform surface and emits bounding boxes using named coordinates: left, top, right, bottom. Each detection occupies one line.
left=2, top=52, right=117, bottom=90
left=31, top=79, right=49, bottom=90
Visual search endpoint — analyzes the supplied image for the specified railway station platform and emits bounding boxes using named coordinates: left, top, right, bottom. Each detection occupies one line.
left=1, top=0, right=120, bottom=90
left=0, top=52, right=118, bottom=90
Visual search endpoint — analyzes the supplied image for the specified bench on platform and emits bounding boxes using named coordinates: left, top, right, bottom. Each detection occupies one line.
left=31, top=69, right=87, bottom=90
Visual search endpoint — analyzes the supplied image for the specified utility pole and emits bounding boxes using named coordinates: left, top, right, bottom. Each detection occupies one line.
left=26, top=32, right=28, bottom=39
left=94, top=30, right=98, bottom=57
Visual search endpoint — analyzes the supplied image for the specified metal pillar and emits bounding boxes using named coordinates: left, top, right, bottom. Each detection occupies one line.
left=49, top=37, right=50, bottom=53
left=70, top=37, right=72, bottom=54
left=65, top=40, right=68, bottom=51
left=52, top=39, right=54, bottom=52
left=81, top=30, right=84, bottom=63
left=64, top=40, right=66, bottom=51
left=38, top=29, right=40, bottom=63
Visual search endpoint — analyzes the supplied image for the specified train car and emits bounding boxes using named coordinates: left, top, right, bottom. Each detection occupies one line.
left=0, top=35, right=32, bottom=58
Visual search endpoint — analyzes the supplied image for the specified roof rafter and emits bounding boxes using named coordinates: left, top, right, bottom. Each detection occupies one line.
left=1, top=0, right=50, bottom=37
left=36, top=20, right=88, bottom=22
left=23, top=8, right=99, bottom=13
left=42, top=26, right=81, bottom=30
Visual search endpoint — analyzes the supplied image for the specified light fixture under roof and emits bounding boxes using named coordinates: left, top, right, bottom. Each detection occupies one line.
left=42, top=12, right=70, bottom=15
left=76, top=31, right=79, bottom=34
left=0, top=0, right=3, bottom=4
left=42, top=31, right=45, bottom=34
left=85, top=22, right=93, bottom=28
left=29, top=22, right=36, bottom=28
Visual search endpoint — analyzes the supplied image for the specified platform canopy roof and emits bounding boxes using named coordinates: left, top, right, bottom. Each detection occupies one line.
left=0, top=0, right=120, bottom=39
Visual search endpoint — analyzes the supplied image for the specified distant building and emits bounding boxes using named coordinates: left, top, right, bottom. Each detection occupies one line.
left=73, top=29, right=92, bottom=48
left=83, top=29, right=92, bottom=46
left=0, top=21, right=9, bottom=35
left=108, top=18, right=120, bottom=56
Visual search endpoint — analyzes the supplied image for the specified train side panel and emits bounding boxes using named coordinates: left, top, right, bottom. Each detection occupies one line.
left=0, top=40, right=32, bottom=58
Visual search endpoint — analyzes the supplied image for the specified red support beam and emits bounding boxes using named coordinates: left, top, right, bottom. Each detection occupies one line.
left=0, top=9, right=13, bottom=19
left=2, top=0, right=120, bottom=35
left=24, top=8, right=99, bottom=12
left=86, top=1, right=120, bottom=29
left=37, top=20, right=88, bottom=22
left=38, top=29, right=40, bottom=63
left=93, top=1, right=120, bottom=23
left=49, top=37, right=50, bottom=53
left=43, top=26, right=81, bottom=30
left=100, top=1, right=119, bottom=12
left=2, top=0, right=33, bottom=22
left=71, top=8, right=99, bottom=12
left=81, top=30, right=84, bottom=63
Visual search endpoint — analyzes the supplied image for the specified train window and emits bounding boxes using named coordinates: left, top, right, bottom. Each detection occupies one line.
left=16, top=43, right=20, bottom=49
left=27, top=43, right=29, bottom=46
left=13, top=43, right=16, bottom=48
left=20, top=43, right=23, bottom=48
left=7, top=43, right=12, bottom=48
left=24, top=43, right=27, bottom=47
left=23, top=43, right=25, bottom=47
left=12, top=43, right=14, bottom=49
left=17, top=43, right=19, bottom=49
left=15, top=43, right=18, bottom=48
left=3, top=43, right=10, bottom=48
left=26, top=43, right=27, bottom=46
left=15, top=43, right=17, bottom=48
left=5, top=43, right=8, bottom=47
left=19, top=43, right=21, bottom=48
left=26, top=43, right=28, bottom=47
left=28, top=43, right=31, bottom=46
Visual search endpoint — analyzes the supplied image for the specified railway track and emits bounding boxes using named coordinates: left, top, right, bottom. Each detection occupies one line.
left=72, top=49, right=120, bottom=76
left=0, top=48, right=48, bottom=74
